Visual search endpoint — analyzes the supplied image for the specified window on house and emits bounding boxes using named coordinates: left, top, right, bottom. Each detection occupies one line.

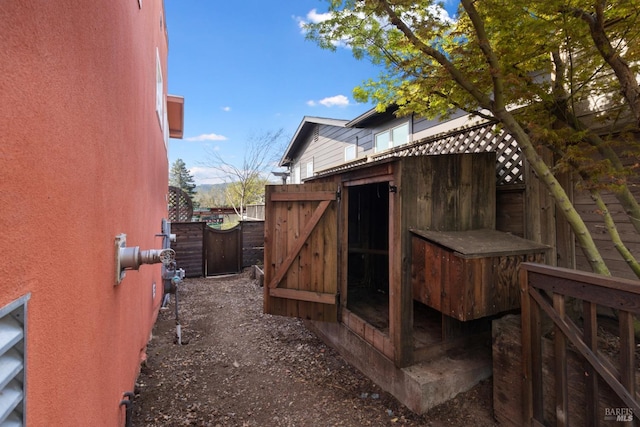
left=0, top=295, right=29, bottom=427
left=375, top=122, right=409, bottom=152
left=306, top=161, right=313, bottom=179
left=345, top=145, right=356, bottom=161
left=293, top=165, right=300, bottom=184
left=155, top=48, right=164, bottom=130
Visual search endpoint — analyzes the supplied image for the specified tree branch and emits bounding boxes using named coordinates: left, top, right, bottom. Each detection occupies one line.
left=460, top=0, right=505, bottom=110
left=565, top=3, right=640, bottom=125
left=374, top=0, right=494, bottom=109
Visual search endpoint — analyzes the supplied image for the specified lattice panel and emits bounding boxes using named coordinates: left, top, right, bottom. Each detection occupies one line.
left=168, top=186, right=194, bottom=222
left=316, top=123, right=524, bottom=185
left=373, top=123, right=522, bottom=186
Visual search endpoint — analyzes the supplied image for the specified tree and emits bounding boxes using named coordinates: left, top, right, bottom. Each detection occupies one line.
left=203, top=129, right=286, bottom=217
left=193, top=185, right=223, bottom=208
left=305, top=0, right=640, bottom=278
left=169, top=158, right=197, bottom=202
left=225, top=178, right=270, bottom=211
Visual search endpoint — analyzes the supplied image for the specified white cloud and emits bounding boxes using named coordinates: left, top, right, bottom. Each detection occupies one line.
left=222, top=106, right=231, bottom=112
left=189, top=166, right=227, bottom=185
left=185, top=133, right=228, bottom=142
left=306, top=8, right=332, bottom=24
left=295, top=9, right=331, bottom=32
left=307, top=95, right=350, bottom=108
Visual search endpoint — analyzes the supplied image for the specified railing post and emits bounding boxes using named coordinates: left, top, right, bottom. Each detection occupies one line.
left=583, top=300, right=599, bottom=427
left=520, top=266, right=533, bottom=425
left=619, top=310, right=636, bottom=412
left=553, top=293, right=568, bottom=427
left=521, top=265, right=544, bottom=426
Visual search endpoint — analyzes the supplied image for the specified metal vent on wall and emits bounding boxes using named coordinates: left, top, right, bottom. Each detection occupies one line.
left=0, top=295, right=29, bottom=426
left=313, top=125, right=319, bottom=142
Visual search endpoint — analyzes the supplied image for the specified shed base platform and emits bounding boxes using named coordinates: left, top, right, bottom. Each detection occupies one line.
left=306, top=320, right=492, bottom=414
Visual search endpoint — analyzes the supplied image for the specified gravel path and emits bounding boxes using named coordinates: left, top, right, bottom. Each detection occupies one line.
left=131, top=271, right=498, bottom=426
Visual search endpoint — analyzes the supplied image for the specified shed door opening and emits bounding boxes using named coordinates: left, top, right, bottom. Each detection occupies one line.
left=346, top=182, right=390, bottom=334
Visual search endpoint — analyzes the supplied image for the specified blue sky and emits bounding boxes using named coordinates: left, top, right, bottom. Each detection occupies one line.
left=165, top=1, right=456, bottom=185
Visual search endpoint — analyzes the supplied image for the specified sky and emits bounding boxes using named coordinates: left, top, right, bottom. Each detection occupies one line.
left=164, top=1, right=457, bottom=185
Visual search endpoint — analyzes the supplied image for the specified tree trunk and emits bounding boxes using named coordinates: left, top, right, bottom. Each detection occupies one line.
left=495, top=109, right=611, bottom=276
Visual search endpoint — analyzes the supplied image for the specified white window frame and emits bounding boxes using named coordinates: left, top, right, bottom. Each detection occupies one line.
left=292, top=165, right=301, bottom=184
left=344, top=145, right=356, bottom=161
left=306, top=160, right=314, bottom=179
left=155, top=48, right=164, bottom=131
left=0, top=294, right=30, bottom=427
left=374, top=122, right=409, bottom=153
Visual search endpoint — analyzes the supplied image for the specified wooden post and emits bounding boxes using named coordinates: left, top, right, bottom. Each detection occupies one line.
left=553, top=293, right=568, bottom=427
left=583, top=300, right=599, bottom=427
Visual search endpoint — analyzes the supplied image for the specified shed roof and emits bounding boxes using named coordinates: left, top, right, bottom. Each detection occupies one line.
left=411, top=228, right=549, bottom=258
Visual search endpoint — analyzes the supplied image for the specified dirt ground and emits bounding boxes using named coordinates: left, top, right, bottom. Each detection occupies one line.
left=132, top=271, right=499, bottom=427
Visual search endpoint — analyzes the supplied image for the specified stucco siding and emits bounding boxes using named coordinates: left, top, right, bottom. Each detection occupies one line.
left=0, top=2, right=170, bottom=426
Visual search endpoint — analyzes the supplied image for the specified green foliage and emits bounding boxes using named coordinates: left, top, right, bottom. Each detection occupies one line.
left=225, top=178, right=269, bottom=209
left=305, top=0, right=640, bottom=276
left=169, top=158, right=199, bottom=208
left=169, top=158, right=197, bottom=197
left=193, top=184, right=226, bottom=208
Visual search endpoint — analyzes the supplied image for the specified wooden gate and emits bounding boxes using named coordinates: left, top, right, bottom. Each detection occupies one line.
left=263, top=182, right=339, bottom=322
left=204, top=224, right=241, bottom=276
left=520, top=263, right=640, bottom=426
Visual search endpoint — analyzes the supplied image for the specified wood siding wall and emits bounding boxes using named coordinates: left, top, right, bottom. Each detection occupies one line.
left=295, top=114, right=473, bottom=179
left=496, top=186, right=526, bottom=237
left=574, top=189, right=640, bottom=280
left=296, top=124, right=370, bottom=178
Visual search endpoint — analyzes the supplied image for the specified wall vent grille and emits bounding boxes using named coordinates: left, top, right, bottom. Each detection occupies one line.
left=0, top=295, right=28, bottom=427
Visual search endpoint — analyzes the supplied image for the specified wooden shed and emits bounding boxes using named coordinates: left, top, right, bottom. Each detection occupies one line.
left=264, top=152, right=547, bottom=371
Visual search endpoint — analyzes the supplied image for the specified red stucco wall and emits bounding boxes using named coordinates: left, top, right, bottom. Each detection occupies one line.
left=0, top=2, right=170, bottom=425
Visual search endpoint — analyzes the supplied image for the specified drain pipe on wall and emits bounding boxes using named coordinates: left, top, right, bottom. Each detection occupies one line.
left=120, top=391, right=135, bottom=427
left=157, top=219, right=185, bottom=345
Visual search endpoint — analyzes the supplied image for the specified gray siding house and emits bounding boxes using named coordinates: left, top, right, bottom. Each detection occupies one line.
left=279, top=107, right=474, bottom=182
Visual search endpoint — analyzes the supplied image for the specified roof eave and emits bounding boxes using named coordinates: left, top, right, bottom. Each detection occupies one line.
left=279, top=116, right=348, bottom=167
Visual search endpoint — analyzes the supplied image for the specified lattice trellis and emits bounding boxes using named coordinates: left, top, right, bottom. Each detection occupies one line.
left=168, top=186, right=194, bottom=222
left=318, top=122, right=523, bottom=186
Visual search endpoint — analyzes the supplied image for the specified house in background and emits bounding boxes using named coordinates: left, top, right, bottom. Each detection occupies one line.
left=265, top=105, right=639, bottom=413
left=278, top=105, right=639, bottom=279
left=0, top=2, right=183, bottom=426
left=279, top=107, right=471, bottom=184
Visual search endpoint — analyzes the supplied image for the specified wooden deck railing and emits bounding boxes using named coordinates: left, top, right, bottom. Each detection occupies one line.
left=520, top=263, right=640, bottom=427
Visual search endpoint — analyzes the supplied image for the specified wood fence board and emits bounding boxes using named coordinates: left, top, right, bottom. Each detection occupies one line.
left=171, top=222, right=204, bottom=277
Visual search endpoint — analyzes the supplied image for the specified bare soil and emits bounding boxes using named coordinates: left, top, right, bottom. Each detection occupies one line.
left=132, top=271, right=499, bottom=426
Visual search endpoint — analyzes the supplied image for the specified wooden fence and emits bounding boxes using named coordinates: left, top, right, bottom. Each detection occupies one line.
left=241, top=221, right=264, bottom=268
left=170, top=221, right=264, bottom=277
left=170, top=222, right=205, bottom=277
left=520, top=263, right=640, bottom=426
